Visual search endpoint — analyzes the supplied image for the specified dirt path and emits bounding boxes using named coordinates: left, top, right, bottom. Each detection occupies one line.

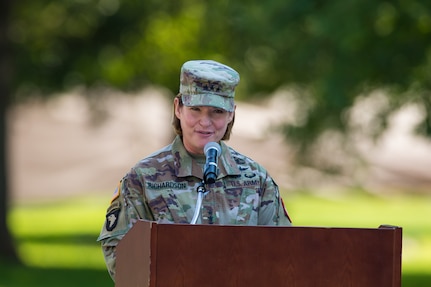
left=8, top=90, right=431, bottom=203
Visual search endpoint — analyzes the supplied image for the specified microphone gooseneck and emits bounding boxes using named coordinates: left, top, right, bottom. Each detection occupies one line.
left=191, top=142, right=220, bottom=224
left=203, top=142, right=221, bottom=184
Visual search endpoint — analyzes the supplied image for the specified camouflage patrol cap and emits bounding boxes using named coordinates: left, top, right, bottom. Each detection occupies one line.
left=179, top=60, right=240, bottom=112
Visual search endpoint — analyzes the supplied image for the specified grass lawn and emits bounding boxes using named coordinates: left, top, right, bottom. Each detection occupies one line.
left=1, top=191, right=430, bottom=286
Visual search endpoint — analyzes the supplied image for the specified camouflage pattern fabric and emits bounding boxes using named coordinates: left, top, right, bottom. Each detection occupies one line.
left=180, top=60, right=239, bottom=112
left=97, top=136, right=292, bottom=281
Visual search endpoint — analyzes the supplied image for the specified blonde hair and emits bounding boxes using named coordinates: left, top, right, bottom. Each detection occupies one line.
left=172, top=93, right=235, bottom=140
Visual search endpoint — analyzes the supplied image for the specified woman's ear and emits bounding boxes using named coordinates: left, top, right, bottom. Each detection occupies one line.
left=174, top=97, right=182, bottom=119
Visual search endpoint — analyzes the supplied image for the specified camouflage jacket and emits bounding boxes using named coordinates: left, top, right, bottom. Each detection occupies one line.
left=97, top=136, right=292, bottom=280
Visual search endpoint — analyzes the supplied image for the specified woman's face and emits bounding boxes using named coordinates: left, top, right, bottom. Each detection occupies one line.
left=174, top=98, right=235, bottom=154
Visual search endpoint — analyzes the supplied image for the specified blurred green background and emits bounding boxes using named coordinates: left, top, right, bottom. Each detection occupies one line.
left=1, top=0, right=431, bottom=286
left=2, top=192, right=431, bottom=286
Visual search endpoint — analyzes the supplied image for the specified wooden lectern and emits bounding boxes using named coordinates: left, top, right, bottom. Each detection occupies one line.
left=115, top=220, right=402, bottom=287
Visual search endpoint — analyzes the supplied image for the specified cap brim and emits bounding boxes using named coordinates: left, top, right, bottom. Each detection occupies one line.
left=182, top=94, right=234, bottom=112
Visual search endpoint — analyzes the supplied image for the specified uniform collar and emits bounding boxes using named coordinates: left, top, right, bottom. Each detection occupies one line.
left=172, top=136, right=241, bottom=179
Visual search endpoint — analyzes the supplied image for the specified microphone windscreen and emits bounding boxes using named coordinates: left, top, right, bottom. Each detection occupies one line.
left=204, top=142, right=221, bottom=157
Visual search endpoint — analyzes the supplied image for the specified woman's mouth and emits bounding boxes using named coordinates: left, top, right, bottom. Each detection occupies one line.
left=197, top=130, right=213, bottom=136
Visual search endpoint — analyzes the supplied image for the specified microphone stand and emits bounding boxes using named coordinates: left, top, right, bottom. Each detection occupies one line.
left=190, top=181, right=208, bottom=224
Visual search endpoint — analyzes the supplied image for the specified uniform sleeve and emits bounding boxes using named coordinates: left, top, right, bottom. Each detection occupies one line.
left=97, top=170, right=154, bottom=281
left=258, top=174, right=292, bottom=226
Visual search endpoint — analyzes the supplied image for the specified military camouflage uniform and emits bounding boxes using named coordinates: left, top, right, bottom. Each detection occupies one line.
left=97, top=136, right=292, bottom=280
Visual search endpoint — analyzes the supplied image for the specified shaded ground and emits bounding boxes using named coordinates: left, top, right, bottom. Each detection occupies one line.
left=8, top=89, right=431, bottom=203
left=0, top=260, right=428, bottom=287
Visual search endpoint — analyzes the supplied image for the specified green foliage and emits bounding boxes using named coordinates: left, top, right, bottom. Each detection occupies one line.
left=9, top=0, right=431, bottom=156
left=10, top=0, right=210, bottom=94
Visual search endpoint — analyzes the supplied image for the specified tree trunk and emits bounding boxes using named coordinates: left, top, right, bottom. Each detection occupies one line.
left=0, top=0, right=20, bottom=263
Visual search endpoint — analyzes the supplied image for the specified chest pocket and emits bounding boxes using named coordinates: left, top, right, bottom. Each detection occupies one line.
left=224, top=185, right=260, bottom=225
left=147, top=189, right=193, bottom=224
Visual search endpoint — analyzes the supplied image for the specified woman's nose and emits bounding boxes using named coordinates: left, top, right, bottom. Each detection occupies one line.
left=199, top=113, right=212, bottom=126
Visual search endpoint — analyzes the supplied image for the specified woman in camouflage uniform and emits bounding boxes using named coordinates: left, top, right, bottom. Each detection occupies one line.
left=98, top=60, right=292, bottom=281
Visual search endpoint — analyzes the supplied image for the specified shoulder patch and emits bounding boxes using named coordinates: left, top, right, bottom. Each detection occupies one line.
left=110, top=183, right=121, bottom=203
left=106, top=209, right=120, bottom=231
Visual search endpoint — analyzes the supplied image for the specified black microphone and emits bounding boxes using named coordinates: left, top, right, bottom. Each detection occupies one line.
left=203, top=142, right=221, bottom=184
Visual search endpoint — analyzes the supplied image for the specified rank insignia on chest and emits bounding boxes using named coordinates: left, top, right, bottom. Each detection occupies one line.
left=105, top=209, right=120, bottom=231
